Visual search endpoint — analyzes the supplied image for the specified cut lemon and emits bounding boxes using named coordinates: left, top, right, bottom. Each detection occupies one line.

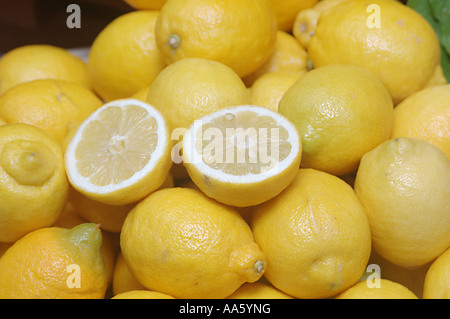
left=65, top=98, right=172, bottom=206
left=182, top=105, right=302, bottom=207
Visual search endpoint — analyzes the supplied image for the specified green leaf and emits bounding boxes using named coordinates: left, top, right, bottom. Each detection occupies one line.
left=407, top=0, right=439, bottom=34
left=429, top=0, right=450, bottom=55
left=440, top=46, right=450, bottom=82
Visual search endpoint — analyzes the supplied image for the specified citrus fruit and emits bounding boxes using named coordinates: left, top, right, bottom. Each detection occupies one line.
left=425, top=65, right=448, bottom=88
left=423, top=248, right=450, bottom=299
left=123, top=0, right=166, bottom=10
left=120, top=187, right=266, bottom=299
left=335, top=279, right=418, bottom=299
left=354, top=137, right=450, bottom=268
left=88, top=10, right=166, bottom=101
left=0, top=123, right=69, bottom=242
left=182, top=105, right=302, bottom=207
left=112, top=290, right=175, bottom=299
left=279, top=64, right=393, bottom=176
left=391, top=84, right=450, bottom=158
left=0, top=223, right=108, bottom=298
left=146, top=57, right=250, bottom=131
left=0, top=79, right=102, bottom=145
left=251, top=168, right=372, bottom=299
left=64, top=98, right=173, bottom=206
left=227, top=282, right=295, bottom=299
left=0, top=44, right=90, bottom=94
left=249, top=71, right=304, bottom=112
left=154, top=0, right=277, bottom=78
left=112, top=251, right=146, bottom=296
left=308, top=0, right=441, bottom=104
left=242, top=30, right=308, bottom=87
left=269, top=0, right=318, bottom=32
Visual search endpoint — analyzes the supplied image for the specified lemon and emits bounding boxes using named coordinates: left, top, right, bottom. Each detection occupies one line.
left=123, top=0, right=166, bottom=10
left=354, top=137, right=450, bottom=268
left=269, top=0, right=318, bottom=32
left=423, top=248, right=450, bottom=299
left=88, top=10, right=166, bottom=102
left=0, top=44, right=90, bottom=94
left=227, top=282, right=295, bottom=299
left=154, top=0, right=277, bottom=78
left=279, top=64, right=393, bottom=176
left=425, top=65, right=448, bottom=88
left=391, top=84, right=450, bottom=158
left=112, top=290, right=175, bottom=299
left=251, top=168, right=371, bottom=299
left=120, top=187, right=266, bottom=299
left=182, top=105, right=302, bottom=207
left=308, top=0, right=441, bottom=105
left=242, top=30, right=308, bottom=87
left=65, top=98, right=173, bottom=206
left=335, top=279, right=418, bottom=299
left=250, top=71, right=304, bottom=112
left=0, top=79, right=102, bottom=145
left=146, top=57, right=250, bottom=131
left=0, top=223, right=108, bottom=298
left=0, top=124, right=69, bottom=243
left=112, top=251, right=146, bottom=296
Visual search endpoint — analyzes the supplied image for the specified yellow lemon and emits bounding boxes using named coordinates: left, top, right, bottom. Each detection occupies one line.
left=112, top=251, right=146, bottom=296
left=0, top=44, right=90, bottom=94
left=308, top=0, right=441, bottom=105
left=0, top=223, right=108, bottom=299
left=147, top=57, right=250, bottom=131
left=251, top=168, right=372, bottom=299
left=65, top=98, right=173, bottom=206
left=130, top=85, right=151, bottom=102
left=0, top=79, right=102, bottom=145
left=0, top=124, right=69, bottom=242
left=227, top=282, right=295, bottom=299
left=120, top=187, right=266, bottom=299
left=242, top=30, right=308, bottom=87
left=354, top=137, right=450, bottom=268
left=0, top=242, right=12, bottom=258
left=391, top=84, right=450, bottom=158
left=250, top=71, right=304, bottom=112
left=88, top=10, right=166, bottom=101
left=423, top=248, right=450, bottom=299
left=268, top=0, right=318, bottom=32
left=154, top=0, right=277, bottom=78
left=279, top=64, right=393, bottom=176
left=425, top=65, right=448, bottom=88
left=335, top=279, right=418, bottom=299
left=112, top=290, right=175, bottom=299
left=123, top=0, right=166, bottom=10
left=182, top=105, right=302, bottom=207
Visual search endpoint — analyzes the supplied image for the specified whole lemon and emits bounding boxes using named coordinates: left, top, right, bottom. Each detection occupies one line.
left=154, top=0, right=277, bottom=78
left=120, top=187, right=266, bottom=299
left=88, top=10, right=166, bottom=101
left=251, top=168, right=371, bottom=299
left=308, top=0, right=441, bottom=104
left=335, top=279, right=418, bottom=299
left=112, top=290, right=175, bottom=299
left=279, top=64, right=393, bottom=176
left=354, top=137, right=450, bottom=268
left=0, top=124, right=69, bottom=242
left=0, top=44, right=90, bottom=94
left=0, top=223, right=108, bottom=299
left=423, top=248, right=450, bottom=299
left=112, top=252, right=146, bottom=296
left=391, top=84, right=450, bottom=158
left=0, top=79, right=102, bottom=145
left=268, top=0, right=318, bottom=31
left=227, top=282, right=295, bottom=299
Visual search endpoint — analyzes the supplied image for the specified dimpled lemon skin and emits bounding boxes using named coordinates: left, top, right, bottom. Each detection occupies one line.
left=154, top=0, right=277, bottom=78
left=0, top=124, right=69, bottom=243
left=354, top=137, right=450, bottom=268
left=251, top=168, right=371, bottom=299
left=423, top=248, right=450, bottom=299
left=0, top=44, right=90, bottom=94
left=279, top=64, right=393, bottom=176
left=120, top=187, right=266, bottom=299
left=0, top=223, right=108, bottom=299
left=112, top=290, right=175, bottom=299
left=308, top=0, right=441, bottom=105
left=335, top=279, right=418, bottom=299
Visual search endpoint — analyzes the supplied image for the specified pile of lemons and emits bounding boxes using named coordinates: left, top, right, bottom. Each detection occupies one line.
left=0, top=0, right=448, bottom=299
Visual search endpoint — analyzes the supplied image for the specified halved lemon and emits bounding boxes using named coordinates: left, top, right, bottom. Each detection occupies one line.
left=65, top=98, right=172, bottom=206
left=182, top=105, right=302, bottom=207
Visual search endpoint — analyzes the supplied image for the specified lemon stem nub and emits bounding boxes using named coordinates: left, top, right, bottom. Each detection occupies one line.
left=168, top=33, right=181, bottom=50
left=254, top=259, right=266, bottom=275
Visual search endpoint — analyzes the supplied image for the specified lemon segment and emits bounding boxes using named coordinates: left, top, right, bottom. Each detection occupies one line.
left=182, top=105, right=301, bottom=207
left=65, top=98, right=172, bottom=206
